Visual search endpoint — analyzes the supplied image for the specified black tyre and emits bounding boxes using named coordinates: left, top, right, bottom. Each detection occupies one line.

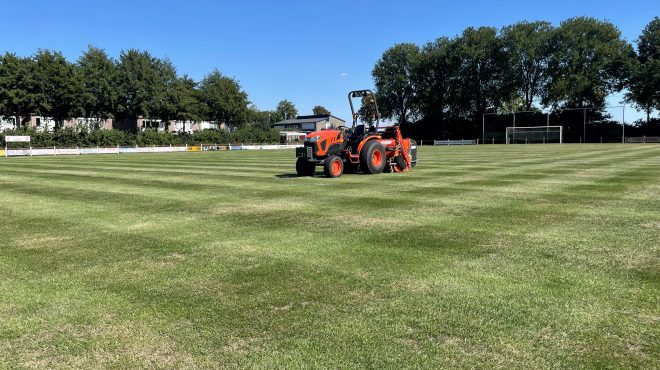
left=323, top=155, right=343, bottom=178
left=296, top=157, right=315, bottom=176
left=360, top=141, right=386, bottom=174
left=396, top=154, right=408, bottom=170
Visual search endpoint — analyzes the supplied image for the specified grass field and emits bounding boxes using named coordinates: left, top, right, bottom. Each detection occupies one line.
left=0, top=144, right=658, bottom=368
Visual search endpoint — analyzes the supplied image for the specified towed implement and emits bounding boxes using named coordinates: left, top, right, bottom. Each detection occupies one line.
left=296, top=90, right=417, bottom=178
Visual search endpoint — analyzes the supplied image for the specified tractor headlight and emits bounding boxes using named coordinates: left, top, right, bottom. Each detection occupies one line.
left=305, top=135, right=320, bottom=143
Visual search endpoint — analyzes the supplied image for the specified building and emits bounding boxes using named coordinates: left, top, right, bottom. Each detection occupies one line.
left=71, top=118, right=114, bottom=130
left=0, top=116, right=18, bottom=131
left=114, top=118, right=228, bottom=133
left=0, top=114, right=228, bottom=133
left=272, top=114, right=345, bottom=133
left=279, top=131, right=307, bottom=143
left=0, top=115, right=113, bottom=132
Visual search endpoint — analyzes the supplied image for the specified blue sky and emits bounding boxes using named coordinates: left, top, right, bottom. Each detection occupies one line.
left=1, top=0, right=658, bottom=122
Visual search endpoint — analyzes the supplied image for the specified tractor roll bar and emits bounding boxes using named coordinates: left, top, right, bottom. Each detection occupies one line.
left=348, top=90, right=380, bottom=129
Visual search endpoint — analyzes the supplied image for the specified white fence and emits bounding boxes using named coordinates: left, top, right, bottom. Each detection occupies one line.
left=3, top=146, right=187, bottom=157
left=2, top=143, right=303, bottom=158
left=228, top=144, right=302, bottom=150
left=625, top=136, right=660, bottom=143
left=432, top=139, right=477, bottom=146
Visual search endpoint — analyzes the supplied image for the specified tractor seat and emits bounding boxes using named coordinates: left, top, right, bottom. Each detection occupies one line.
left=350, top=125, right=366, bottom=141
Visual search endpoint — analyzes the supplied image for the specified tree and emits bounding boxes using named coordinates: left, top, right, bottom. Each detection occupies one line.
left=273, top=99, right=298, bottom=122
left=357, top=96, right=378, bottom=124
left=152, top=58, right=179, bottom=128
left=199, top=69, right=250, bottom=129
left=156, top=73, right=204, bottom=132
left=172, top=75, right=204, bottom=122
left=451, top=27, right=514, bottom=119
left=626, top=17, right=660, bottom=121
left=638, top=17, right=660, bottom=61
left=312, top=105, right=330, bottom=115
left=77, top=46, right=118, bottom=125
left=501, top=21, right=554, bottom=110
left=247, top=105, right=273, bottom=125
left=0, top=53, right=39, bottom=127
left=413, top=37, right=458, bottom=127
left=545, top=17, right=634, bottom=108
left=33, top=49, right=83, bottom=127
left=115, top=49, right=163, bottom=119
left=372, top=43, right=420, bottom=125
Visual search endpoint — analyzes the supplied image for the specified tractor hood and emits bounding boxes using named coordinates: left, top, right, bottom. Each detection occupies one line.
left=304, top=129, right=341, bottom=144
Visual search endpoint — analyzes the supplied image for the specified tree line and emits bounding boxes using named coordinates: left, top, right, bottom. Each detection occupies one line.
left=0, top=126, right=284, bottom=148
left=2, top=16, right=657, bottom=141
left=369, top=16, right=660, bottom=139
left=0, top=47, right=314, bottom=131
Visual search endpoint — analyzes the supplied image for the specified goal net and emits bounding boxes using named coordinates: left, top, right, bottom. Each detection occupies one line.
left=506, top=126, right=563, bottom=144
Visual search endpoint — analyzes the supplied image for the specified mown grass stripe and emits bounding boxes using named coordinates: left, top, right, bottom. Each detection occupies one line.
left=0, top=144, right=658, bottom=368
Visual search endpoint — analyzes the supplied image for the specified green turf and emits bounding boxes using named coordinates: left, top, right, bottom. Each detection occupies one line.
left=0, top=144, right=658, bottom=368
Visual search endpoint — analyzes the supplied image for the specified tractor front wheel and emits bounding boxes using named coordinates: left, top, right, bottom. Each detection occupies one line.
left=360, top=141, right=386, bottom=174
left=296, top=157, right=315, bottom=176
left=323, top=155, right=344, bottom=178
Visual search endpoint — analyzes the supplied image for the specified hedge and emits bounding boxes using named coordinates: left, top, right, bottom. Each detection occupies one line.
left=0, top=126, right=281, bottom=148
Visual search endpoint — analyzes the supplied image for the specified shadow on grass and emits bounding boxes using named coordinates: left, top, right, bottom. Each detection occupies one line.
left=274, top=172, right=369, bottom=178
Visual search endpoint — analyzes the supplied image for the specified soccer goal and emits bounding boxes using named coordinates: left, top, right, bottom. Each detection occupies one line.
left=506, top=126, right=563, bottom=144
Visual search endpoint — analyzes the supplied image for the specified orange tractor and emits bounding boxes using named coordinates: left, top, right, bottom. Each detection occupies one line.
left=296, top=90, right=417, bottom=178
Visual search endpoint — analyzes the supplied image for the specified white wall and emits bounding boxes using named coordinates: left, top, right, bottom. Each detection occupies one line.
left=74, top=118, right=110, bottom=130
left=33, top=117, right=57, bottom=132
left=0, top=117, right=17, bottom=131
left=199, top=121, right=219, bottom=130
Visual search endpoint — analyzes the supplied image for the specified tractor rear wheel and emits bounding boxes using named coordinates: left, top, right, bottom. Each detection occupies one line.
left=296, top=157, right=315, bottom=176
left=360, top=141, right=386, bottom=174
left=323, top=155, right=343, bottom=178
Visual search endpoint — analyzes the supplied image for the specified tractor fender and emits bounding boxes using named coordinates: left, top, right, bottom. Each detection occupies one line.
left=355, top=135, right=381, bottom=154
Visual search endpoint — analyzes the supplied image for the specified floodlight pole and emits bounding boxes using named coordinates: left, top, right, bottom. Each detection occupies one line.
left=583, top=109, right=587, bottom=144
left=622, top=107, right=626, bottom=144
left=512, top=112, right=516, bottom=143
left=482, top=114, right=485, bottom=142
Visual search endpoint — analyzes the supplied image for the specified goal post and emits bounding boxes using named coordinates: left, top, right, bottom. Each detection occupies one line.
left=506, top=126, right=563, bottom=144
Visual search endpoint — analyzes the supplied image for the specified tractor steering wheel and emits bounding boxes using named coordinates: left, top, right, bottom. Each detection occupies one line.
left=339, top=126, right=352, bottom=137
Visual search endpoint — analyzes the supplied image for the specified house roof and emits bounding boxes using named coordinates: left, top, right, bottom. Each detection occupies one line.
left=273, top=117, right=326, bottom=125
left=272, top=114, right=345, bottom=126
